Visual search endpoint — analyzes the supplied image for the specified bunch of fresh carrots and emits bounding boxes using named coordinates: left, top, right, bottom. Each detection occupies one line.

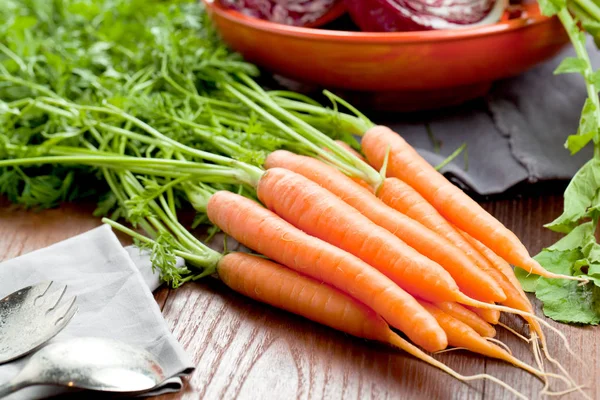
left=0, top=80, right=587, bottom=398
left=0, top=0, right=590, bottom=397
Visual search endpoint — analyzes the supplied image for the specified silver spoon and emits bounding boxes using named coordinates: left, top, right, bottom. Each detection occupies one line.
left=0, top=337, right=166, bottom=397
left=0, top=281, right=77, bottom=364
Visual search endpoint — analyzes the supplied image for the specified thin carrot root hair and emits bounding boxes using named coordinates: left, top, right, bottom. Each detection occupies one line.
left=529, top=332, right=551, bottom=394
left=434, top=347, right=469, bottom=354
left=421, top=301, right=553, bottom=383
left=461, top=298, right=576, bottom=358
left=498, top=321, right=531, bottom=343
left=486, top=337, right=512, bottom=355
left=542, top=385, right=589, bottom=397
left=526, top=327, right=586, bottom=397
left=521, top=259, right=589, bottom=283
left=527, top=333, right=575, bottom=390
left=500, top=348, right=555, bottom=383
left=541, top=339, right=590, bottom=399
left=385, top=332, right=529, bottom=400
left=463, top=300, right=585, bottom=392
left=538, top=270, right=589, bottom=284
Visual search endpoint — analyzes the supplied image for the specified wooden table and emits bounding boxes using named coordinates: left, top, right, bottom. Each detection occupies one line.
left=1, top=183, right=597, bottom=400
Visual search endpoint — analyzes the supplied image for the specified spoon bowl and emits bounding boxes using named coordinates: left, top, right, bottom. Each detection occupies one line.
left=0, top=337, right=166, bottom=397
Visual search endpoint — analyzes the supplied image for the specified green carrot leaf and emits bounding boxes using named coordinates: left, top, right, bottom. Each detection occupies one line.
left=554, top=57, right=588, bottom=75
left=538, top=0, right=563, bottom=16
left=588, top=70, right=600, bottom=87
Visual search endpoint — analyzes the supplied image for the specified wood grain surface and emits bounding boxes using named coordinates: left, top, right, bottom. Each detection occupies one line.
left=0, top=184, right=597, bottom=400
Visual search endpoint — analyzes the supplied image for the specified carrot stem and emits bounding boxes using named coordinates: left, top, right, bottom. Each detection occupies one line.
left=226, top=80, right=381, bottom=187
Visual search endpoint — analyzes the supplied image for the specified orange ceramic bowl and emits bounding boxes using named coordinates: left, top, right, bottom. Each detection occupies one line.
left=205, top=0, right=569, bottom=110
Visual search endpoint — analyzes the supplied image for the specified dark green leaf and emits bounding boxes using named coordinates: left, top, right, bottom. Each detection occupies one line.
left=536, top=274, right=600, bottom=324
left=529, top=248, right=600, bottom=324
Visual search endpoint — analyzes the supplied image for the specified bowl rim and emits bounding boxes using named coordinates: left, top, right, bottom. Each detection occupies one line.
left=205, top=0, right=556, bottom=43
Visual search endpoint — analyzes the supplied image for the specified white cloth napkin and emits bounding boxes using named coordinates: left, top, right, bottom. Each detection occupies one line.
left=0, top=224, right=194, bottom=399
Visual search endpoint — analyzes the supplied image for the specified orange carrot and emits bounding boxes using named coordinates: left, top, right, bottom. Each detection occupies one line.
left=476, top=261, right=544, bottom=340
left=350, top=175, right=375, bottom=193
left=361, top=125, right=578, bottom=281
left=218, top=252, right=391, bottom=340
left=374, top=177, right=530, bottom=306
left=323, top=143, right=373, bottom=192
left=334, top=140, right=366, bottom=161
left=435, top=302, right=496, bottom=338
left=207, top=191, right=447, bottom=352
left=373, top=174, right=548, bottom=338
left=376, top=177, right=499, bottom=273
left=467, top=307, right=501, bottom=325
left=262, top=156, right=506, bottom=304
left=374, top=176, right=522, bottom=304
left=418, top=301, right=543, bottom=379
left=458, top=229, right=529, bottom=302
left=257, top=167, right=490, bottom=306
left=218, top=252, right=528, bottom=399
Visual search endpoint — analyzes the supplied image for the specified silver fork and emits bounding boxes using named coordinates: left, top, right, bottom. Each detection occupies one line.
left=0, top=281, right=78, bottom=364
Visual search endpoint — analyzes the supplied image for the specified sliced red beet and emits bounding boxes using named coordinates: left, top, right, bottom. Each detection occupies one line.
left=219, top=0, right=340, bottom=26
left=344, top=0, right=507, bottom=31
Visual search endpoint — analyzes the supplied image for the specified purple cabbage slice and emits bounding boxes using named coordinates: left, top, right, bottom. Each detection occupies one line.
left=219, top=0, right=339, bottom=26
left=344, top=0, right=507, bottom=31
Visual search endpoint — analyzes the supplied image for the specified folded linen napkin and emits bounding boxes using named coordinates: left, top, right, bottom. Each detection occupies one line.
left=0, top=224, right=193, bottom=399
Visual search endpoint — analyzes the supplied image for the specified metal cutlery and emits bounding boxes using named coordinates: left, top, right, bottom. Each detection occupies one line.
left=0, top=337, right=166, bottom=397
left=0, top=281, right=77, bottom=365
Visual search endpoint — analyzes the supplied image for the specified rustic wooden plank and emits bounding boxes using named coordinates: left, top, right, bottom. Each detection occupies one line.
left=157, top=279, right=484, bottom=400
left=0, top=202, right=102, bottom=260
left=0, top=200, right=134, bottom=259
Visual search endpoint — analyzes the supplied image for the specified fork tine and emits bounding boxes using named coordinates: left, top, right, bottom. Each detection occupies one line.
left=27, top=280, right=54, bottom=298
left=38, top=284, right=68, bottom=310
left=53, top=296, right=78, bottom=327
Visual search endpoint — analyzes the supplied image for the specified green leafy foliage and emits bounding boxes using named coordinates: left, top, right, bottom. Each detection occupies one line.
left=517, top=0, right=600, bottom=324
left=564, top=99, right=599, bottom=155
left=538, top=0, right=564, bottom=16
left=544, top=159, right=600, bottom=233
left=516, top=230, right=600, bottom=324
left=0, top=0, right=258, bottom=286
